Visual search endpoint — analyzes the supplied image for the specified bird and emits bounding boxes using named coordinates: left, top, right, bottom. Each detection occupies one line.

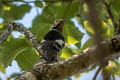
left=40, top=19, right=65, bottom=62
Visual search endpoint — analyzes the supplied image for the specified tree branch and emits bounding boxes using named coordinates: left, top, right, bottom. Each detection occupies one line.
left=15, top=34, right=120, bottom=80
left=0, top=22, right=41, bottom=55
left=0, top=23, right=13, bottom=43
left=84, top=0, right=106, bottom=68
left=93, top=67, right=102, bottom=80
left=11, top=22, right=41, bottom=55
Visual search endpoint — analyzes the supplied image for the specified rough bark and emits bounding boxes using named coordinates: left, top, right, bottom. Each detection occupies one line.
left=15, top=35, right=120, bottom=80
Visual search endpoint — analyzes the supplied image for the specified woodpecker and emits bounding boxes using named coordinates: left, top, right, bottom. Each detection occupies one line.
left=40, top=19, right=65, bottom=62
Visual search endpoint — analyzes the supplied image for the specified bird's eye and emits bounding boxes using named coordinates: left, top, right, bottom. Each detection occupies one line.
left=55, top=20, right=59, bottom=23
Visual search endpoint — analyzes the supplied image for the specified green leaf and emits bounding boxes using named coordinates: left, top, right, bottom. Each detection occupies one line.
left=107, top=19, right=114, bottom=36
left=107, top=60, right=120, bottom=75
left=0, top=37, right=32, bottom=67
left=0, top=24, right=7, bottom=35
left=36, top=2, right=79, bottom=20
left=0, top=64, right=5, bottom=72
left=81, top=38, right=94, bottom=50
left=84, top=21, right=95, bottom=35
left=2, top=4, right=31, bottom=20
left=84, top=20, right=111, bottom=40
left=102, top=21, right=111, bottom=39
left=0, top=5, right=4, bottom=17
left=15, top=47, right=39, bottom=70
left=104, top=59, right=120, bottom=76
left=54, top=2, right=80, bottom=19
left=31, top=15, right=52, bottom=41
left=64, top=77, right=72, bottom=80
left=7, top=72, right=19, bottom=80
left=74, top=73, right=82, bottom=80
left=35, top=2, right=43, bottom=7
left=61, top=47, right=75, bottom=58
left=0, top=24, right=3, bottom=28
left=63, top=21, right=83, bottom=45
left=32, top=8, right=56, bottom=24
left=111, top=0, right=120, bottom=12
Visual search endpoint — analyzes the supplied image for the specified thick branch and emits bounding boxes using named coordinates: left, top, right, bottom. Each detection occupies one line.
left=84, top=0, right=103, bottom=44
left=15, top=35, right=120, bottom=80
left=84, top=0, right=107, bottom=69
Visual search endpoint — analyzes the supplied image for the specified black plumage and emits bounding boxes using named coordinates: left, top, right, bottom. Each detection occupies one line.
left=44, top=30, right=65, bottom=41
left=41, top=30, right=65, bottom=62
left=40, top=19, right=65, bottom=62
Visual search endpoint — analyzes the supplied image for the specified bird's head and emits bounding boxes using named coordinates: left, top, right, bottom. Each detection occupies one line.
left=50, top=19, right=66, bottom=32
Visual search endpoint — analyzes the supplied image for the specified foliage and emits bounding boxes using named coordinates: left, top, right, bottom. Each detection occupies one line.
left=0, top=0, right=120, bottom=79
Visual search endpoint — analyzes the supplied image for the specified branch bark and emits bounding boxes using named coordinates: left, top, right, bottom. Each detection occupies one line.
left=0, top=23, right=13, bottom=43
left=15, top=34, right=120, bottom=80
left=0, top=22, right=41, bottom=55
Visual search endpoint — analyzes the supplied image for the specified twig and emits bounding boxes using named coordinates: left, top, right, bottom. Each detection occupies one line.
left=11, top=22, right=41, bottom=55
left=0, top=23, right=14, bottom=43
left=102, top=0, right=118, bottom=35
left=112, top=74, right=115, bottom=80
left=35, top=6, right=40, bottom=16
left=93, top=67, right=102, bottom=80
left=0, top=22, right=41, bottom=55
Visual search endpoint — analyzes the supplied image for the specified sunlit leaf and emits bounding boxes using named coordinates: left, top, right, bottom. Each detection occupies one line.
left=105, top=60, right=120, bottom=75
left=84, top=21, right=94, bottom=35
left=74, top=73, right=82, bottom=80
left=0, top=65, right=5, bottom=72
left=107, top=19, right=114, bottom=37
left=61, top=47, right=75, bottom=58
left=81, top=38, right=94, bottom=50
left=84, top=20, right=111, bottom=39
left=3, top=6, right=11, bottom=11
left=67, top=36, right=79, bottom=45
left=102, top=21, right=111, bottom=39
left=63, top=22, right=83, bottom=45
left=0, top=24, right=3, bottom=28
left=0, top=24, right=7, bottom=35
